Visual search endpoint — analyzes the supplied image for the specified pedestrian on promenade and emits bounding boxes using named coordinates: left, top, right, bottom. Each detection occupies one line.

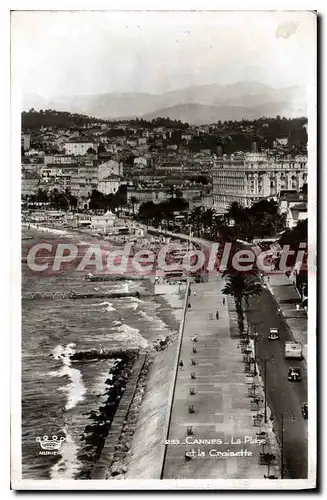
left=179, top=360, right=184, bottom=370
left=188, top=303, right=191, bottom=310
left=223, top=297, right=226, bottom=305
left=192, top=334, right=198, bottom=342
left=296, top=304, right=300, bottom=311
left=193, top=290, right=197, bottom=296
left=216, top=310, right=220, bottom=320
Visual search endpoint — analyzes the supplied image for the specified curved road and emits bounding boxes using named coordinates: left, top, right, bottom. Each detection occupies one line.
left=247, top=288, right=308, bottom=479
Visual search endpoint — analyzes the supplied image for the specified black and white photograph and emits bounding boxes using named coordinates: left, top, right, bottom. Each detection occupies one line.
left=10, top=6, right=317, bottom=490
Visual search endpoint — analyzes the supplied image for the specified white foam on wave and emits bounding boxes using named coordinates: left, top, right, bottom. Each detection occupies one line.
left=50, top=428, right=81, bottom=480
left=50, top=344, right=86, bottom=411
left=132, top=296, right=145, bottom=304
left=28, top=224, right=72, bottom=237
left=112, top=323, right=148, bottom=348
left=138, top=309, right=170, bottom=332
left=120, top=282, right=131, bottom=294
left=89, top=301, right=116, bottom=312
left=123, top=301, right=139, bottom=311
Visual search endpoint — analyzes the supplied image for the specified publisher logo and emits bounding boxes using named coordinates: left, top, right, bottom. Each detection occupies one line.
left=36, top=435, right=65, bottom=455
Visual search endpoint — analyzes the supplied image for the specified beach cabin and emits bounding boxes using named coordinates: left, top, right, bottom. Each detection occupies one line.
left=91, top=210, right=117, bottom=233
left=72, top=214, right=92, bottom=228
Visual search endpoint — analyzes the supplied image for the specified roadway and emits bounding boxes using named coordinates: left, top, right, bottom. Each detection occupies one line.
left=247, top=288, right=308, bottom=479
left=141, top=226, right=309, bottom=479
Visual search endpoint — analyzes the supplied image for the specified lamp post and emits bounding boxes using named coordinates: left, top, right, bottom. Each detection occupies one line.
left=255, top=353, right=273, bottom=425
left=281, top=413, right=284, bottom=479
left=263, top=359, right=267, bottom=423
left=248, top=329, right=259, bottom=376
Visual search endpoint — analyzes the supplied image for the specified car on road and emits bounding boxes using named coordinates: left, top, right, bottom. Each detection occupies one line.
left=301, top=402, right=308, bottom=419
left=268, top=328, right=279, bottom=340
left=285, top=341, right=303, bottom=359
left=288, top=367, right=302, bottom=382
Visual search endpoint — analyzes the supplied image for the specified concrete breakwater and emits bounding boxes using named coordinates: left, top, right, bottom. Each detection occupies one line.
left=69, top=291, right=141, bottom=300
left=85, top=275, right=148, bottom=282
left=74, top=351, right=139, bottom=479
left=22, top=291, right=144, bottom=301
left=69, top=330, right=178, bottom=363
left=70, top=330, right=183, bottom=479
left=93, top=354, right=150, bottom=479
left=69, top=348, right=140, bottom=362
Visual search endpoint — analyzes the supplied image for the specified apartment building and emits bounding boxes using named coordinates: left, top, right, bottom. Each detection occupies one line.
left=64, top=139, right=97, bottom=156
left=98, top=174, right=122, bottom=195
left=98, top=159, right=123, bottom=180
left=21, top=133, right=31, bottom=151
left=21, top=170, right=40, bottom=196
left=70, top=164, right=98, bottom=198
left=212, top=153, right=307, bottom=213
left=278, top=191, right=308, bottom=228
left=40, top=164, right=79, bottom=192
left=126, top=187, right=170, bottom=205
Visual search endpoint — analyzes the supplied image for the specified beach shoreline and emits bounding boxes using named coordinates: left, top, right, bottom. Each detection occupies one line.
left=21, top=221, right=185, bottom=479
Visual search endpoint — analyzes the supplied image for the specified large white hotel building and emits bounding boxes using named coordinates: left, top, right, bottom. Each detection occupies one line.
left=212, top=152, right=307, bottom=213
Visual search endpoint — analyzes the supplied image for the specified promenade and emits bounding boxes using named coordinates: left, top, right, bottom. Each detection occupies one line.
left=162, top=273, right=278, bottom=479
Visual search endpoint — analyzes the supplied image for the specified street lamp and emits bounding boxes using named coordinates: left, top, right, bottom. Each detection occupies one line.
left=256, top=355, right=274, bottom=424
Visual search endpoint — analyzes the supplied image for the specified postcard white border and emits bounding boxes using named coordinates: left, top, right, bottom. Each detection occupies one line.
left=7, top=0, right=319, bottom=492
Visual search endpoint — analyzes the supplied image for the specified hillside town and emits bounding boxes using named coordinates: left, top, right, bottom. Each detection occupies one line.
left=22, top=110, right=308, bottom=229
left=20, top=108, right=309, bottom=483
left=15, top=6, right=316, bottom=487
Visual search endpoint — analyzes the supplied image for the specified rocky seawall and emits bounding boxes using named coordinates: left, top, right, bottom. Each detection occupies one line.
left=74, top=351, right=139, bottom=479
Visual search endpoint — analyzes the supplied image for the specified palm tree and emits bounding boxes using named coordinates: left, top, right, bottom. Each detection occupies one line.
left=227, top=201, right=247, bottom=225
left=222, top=272, right=262, bottom=334
left=35, top=188, right=49, bottom=204
left=190, top=206, right=204, bottom=236
left=202, top=208, right=216, bottom=238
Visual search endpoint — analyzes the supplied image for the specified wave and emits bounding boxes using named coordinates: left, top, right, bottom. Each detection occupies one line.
left=50, top=344, right=86, bottom=411
left=138, top=309, right=171, bottom=333
left=123, top=301, right=139, bottom=311
left=89, top=301, right=116, bottom=312
left=25, top=224, right=72, bottom=237
left=113, top=323, right=148, bottom=349
left=50, top=428, right=82, bottom=480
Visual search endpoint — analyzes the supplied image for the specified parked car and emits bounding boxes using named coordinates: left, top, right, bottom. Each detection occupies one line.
left=268, top=328, right=279, bottom=340
left=301, top=402, right=308, bottom=419
left=288, top=367, right=302, bottom=382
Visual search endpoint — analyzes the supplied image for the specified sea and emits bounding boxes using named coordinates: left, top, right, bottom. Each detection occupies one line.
left=21, top=226, right=182, bottom=479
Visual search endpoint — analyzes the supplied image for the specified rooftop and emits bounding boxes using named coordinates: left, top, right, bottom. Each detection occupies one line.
left=65, top=139, right=96, bottom=144
left=291, top=202, right=307, bottom=211
left=45, top=163, right=79, bottom=169
left=100, top=174, right=121, bottom=181
left=279, top=191, right=307, bottom=202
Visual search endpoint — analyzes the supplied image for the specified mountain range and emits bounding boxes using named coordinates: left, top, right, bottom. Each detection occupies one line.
left=23, top=81, right=306, bottom=125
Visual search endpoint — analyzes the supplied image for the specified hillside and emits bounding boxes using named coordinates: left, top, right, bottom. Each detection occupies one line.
left=142, top=103, right=303, bottom=125
left=23, top=81, right=306, bottom=123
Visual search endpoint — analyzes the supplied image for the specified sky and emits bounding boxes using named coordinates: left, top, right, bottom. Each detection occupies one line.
left=11, top=10, right=316, bottom=98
